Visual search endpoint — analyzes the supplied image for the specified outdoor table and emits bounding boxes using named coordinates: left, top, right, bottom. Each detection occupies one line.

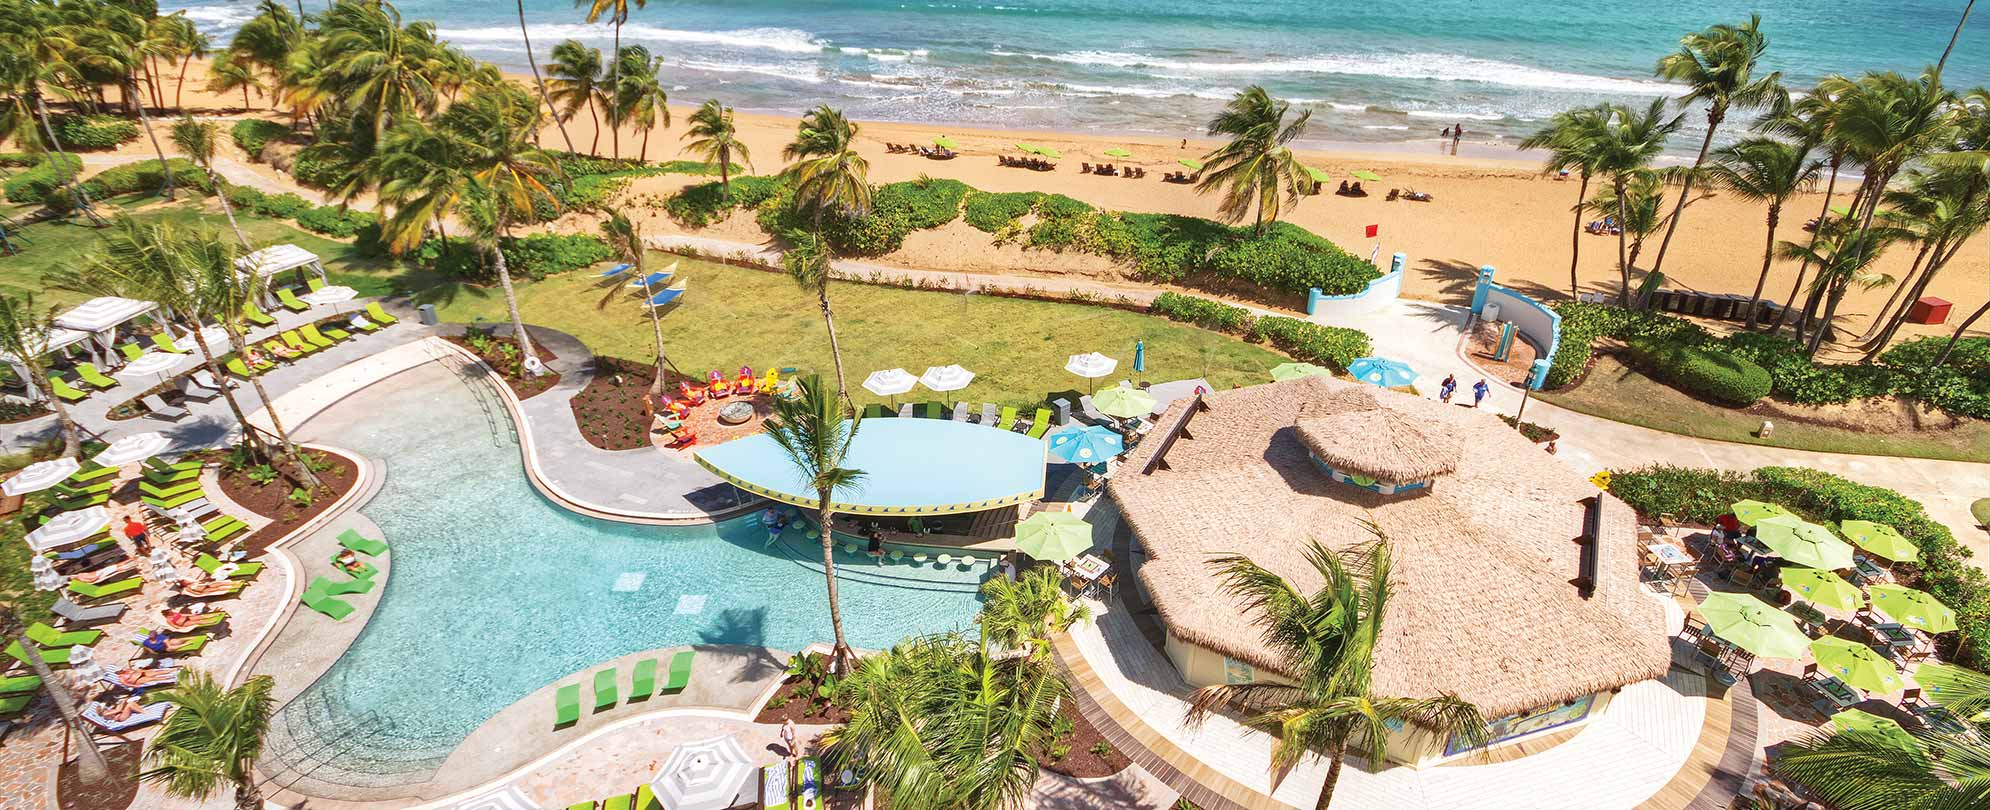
left=1915, top=704, right=1969, bottom=735
left=1851, top=556, right=1890, bottom=584
left=1870, top=622, right=1917, bottom=650
left=1059, top=554, right=1109, bottom=594
left=1788, top=602, right=1827, bottom=637
left=1809, top=674, right=1860, bottom=709
left=1739, top=535, right=1776, bottom=562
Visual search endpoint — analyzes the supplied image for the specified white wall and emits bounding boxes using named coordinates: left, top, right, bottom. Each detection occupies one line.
left=1309, top=269, right=1403, bottom=319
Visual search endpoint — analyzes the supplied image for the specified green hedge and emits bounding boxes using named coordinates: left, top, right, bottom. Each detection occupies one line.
left=1624, top=338, right=1772, bottom=406
left=1608, top=464, right=1990, bottom=669
left=295, top=205, right=377, bottom=238
left=230, top=119, right=292, bottom=159
left=1149, top=292, right=1254, bottom=334
left=665, top=175, right=787, bottom=228
left=2, top=154, right=83, bottom=204
left=290, top=153, right=344, bottom=190
left=58, top=159, right=210, bottom=210
left=416, top=233, right=614, bottom=282
left=1248, top=316, right=1371, bottom=371
left=54, top=115, right=139, bottom=149
left=0, top=153, right=39, bottom=167
left=963, top=191, right=1041, bottom=232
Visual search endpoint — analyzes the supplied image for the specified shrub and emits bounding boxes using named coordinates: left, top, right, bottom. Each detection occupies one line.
left=290, top=152, right=344, bottom=189
left=67, top=159, right=210, bottom=206
left=665, top=175, right=786, bottom=228
left=1149, top=292, right=1254, bottom=334
left=1205, top=223, right=1378, bottom=298
left=252, top=192, right=314, bottom=219
left=963, top=191, right=1040, bottom=232
left=0, top=153, right=38, bottom=167
left=295, top=205, right=377, bottom=238
left=1624, top=338, right=1772, bottom=406
left=887, top=177, right=970, bottom=229
left=1105, top=213, right=1228, bottom=280
left=1973, top=498, right=1990, bottom=528
left=54, top=114, right=139, bottom=149
left=2, top=154, right=83, bottom=204
left=230, top=119, right=292, bottom=159
left=500, top=233, right=614, bottom=280
left=224, top=184, right=266, bottom=210
left=1248, top=316, right=1371, bottom=371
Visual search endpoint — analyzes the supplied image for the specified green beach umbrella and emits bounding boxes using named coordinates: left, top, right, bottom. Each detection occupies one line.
left=1015, top=142, right=1039, bottom=154
left=1911, top=662, right=1990, bottom=720
left=1780, top=567, right=1864, bottom=611
left=1756, top=515, right=1856, bottom=571
left=1829, top=204, right=1852, bottom=217
left=1698, top=592, right=1811, bottom=659
left=1352, top=170, right=1382, bottom=182
left=1178, top=158, right=1204, bottom=171
left=1830, top=709, right=1918, bottom=750
left=1869, top=584, right=1958, bottom=633
left=1303, top=166, right=1331, bottom=183
left=1103, top=148, right=1133, bottom=158
left=934, top=135, right=958, bottom=149
left=1037, top=147, right=1063, bottom=160
left=1840, top=520, right=1919, bottom=563
left=1811, top=636, right=1908, bottom=693
left=1270, top=362, right=1334, bottom=382
left=1731, top=499, right=1793, bottom=526
left=1093, top=384, right=1157, bottom=419
left=1014, top=511, right=1093, bottom=562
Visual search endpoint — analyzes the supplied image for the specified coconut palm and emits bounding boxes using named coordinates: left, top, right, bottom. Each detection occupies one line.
left=1583, top=169, right=1680, bottom=270
left=1754, top=80, right=1853, bottom=336
left=1519, top=103, right=1614, bottom=298
left=516, top=0, right=576, bottom=153
left=1587, top=100, right=1681, bottom=305
left=204, top=53, right=262, bottom=110
left=761, top=373, right=863, bottom=669
left=1772, top=723, right=1990, bottom=810
left=1939, top=0, right=1976, bottom=75
left=1186, top=535, right=1488, bottom=809
left=1702, top=136, right=1823, bottom=328
left=1196, top=85, right=1312, bottom=230
left=612, top=44, right=668, bottom=162
left=598, top=206, right=671, bottom=395
left=1646, top=14, right=1780, bottom=282
left=546, top=39, right=605, bottom=156
left=170, top=117, right=251, bottom=249
left=0, top=294, right=84, bottom=457
left=320, top=0, right=439, bottom=140
left=141, top=670, right=277, bottom=810
left=1777, top=222, right=1901, bottom=358
left=0, top=606, right=106, bottom=780
left=574, top=0, right=646, bottom=159
left=976, top=566, right=1088, bottom=657
left=1860, top=168, right=1989, bottom=356
left=782, top=105, right=871, bottom=400
left=149, top=13, right=207, bottom=110
left=681, top=99, right=750, bottom=195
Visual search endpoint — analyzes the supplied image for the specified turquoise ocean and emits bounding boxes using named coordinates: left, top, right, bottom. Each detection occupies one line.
left=162, top=0, right=1988, bottom=154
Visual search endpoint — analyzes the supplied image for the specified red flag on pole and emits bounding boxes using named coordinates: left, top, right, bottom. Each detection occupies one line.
left=1365, top=224, right=1379, bottom=238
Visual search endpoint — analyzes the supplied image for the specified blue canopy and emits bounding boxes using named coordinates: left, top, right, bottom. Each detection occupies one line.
left=647, top=287, right=686, bottom=307
left=1047, top=425, right=1122, bottom=464
left=598, top=262, right=634, bottom=277
left=1348, top=356, right=1418, bottom=388
left=626, top=271, right=674, bottom=289
left=694, top=418, right=1048, bottom=516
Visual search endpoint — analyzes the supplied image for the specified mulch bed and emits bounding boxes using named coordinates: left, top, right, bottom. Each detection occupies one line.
left=55, top=741, right=141, bottom=810
left=1039, top=700, right=1132, bottom=778
left=443, top=330, right=561, bottom=400
left=570, top=357, right=777, bottom=451
left=752, top=679, right=851, bottom=726
left=202, top=447, right=360, bottom=557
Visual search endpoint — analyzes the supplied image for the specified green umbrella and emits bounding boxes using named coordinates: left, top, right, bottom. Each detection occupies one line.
left=1829, top=204, right=1852, bottom=217
left=1037, top=147, right=1063, bottom=160
left=1270, top=362, right=1334, bottom=381
left=1911, top=662, right=1990, bottom=720
left=934, top=135, right=958, bottom=149
left=1093, top=385, right=1157, bottom=418
left=1103, top=148, right=1133, bottom=158
left=1780, top=567, right=1864, bottom=611
left=1699, top=592, right=1812, bottom=659
left=1830, top=709, right=1918, bottom=750
left=1869, top=584, right=1958, bottom=633
left=1303, top=166, right=1331, bottom=183
left=1352, top=170, right=1382, bottom=182
left=1014, top=511, right=1093, bottom=562
left=1015, top=142, right=1040, bottom=154
left=1178, top=158, right=1204, bottom=171
left=1840, top=520, right=1919, bottom=563
left=1811, top=636, right=1909, bottom=693
left=1756, top=515, right=1856, bottom=571
left=1731, top=499, right=1794, bottom=526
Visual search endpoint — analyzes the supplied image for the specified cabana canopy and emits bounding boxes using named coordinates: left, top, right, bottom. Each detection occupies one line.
left=0, top=327, right=92, bottom=364
left=235, top=244, right=327, bottom=280
left=54, top=297, right=157, bottom=334
left=695, top=418, right=1046, bottom=516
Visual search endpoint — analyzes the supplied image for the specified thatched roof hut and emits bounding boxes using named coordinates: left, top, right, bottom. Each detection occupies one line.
left=1108, top=376, right=1670, bottom=719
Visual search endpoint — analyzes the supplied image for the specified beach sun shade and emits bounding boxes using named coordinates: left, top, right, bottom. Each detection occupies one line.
left=1347, top=356, right=1418, bottom=388
left=1829, top=709, right=1918, bottom=751
left=1303, top=166, right=1331, bottom=183
left=1015, top=142, right=1039, bottom=154
left=3, top=458, right=81, bottom=496
left=117, top=351, right=180, bottom=380
left=1911, top=662, right=1990, bottom=720
left=1047, top=425, right=1123, bottom=464
left=1014, top=511, right=1094, bottom=562
left=1133, top=340, right=1145, bottom=374
left=1093, top=384, right=1157, bottom=418
left=1698, top=592, right=1811, bottom=659
left=1840, top=520, right=1919, bottom=563
left=598, top=262, right=634, bottom=277
left=25, top=505, right=109, bottom=554
left=1270, top=362, right=1334, bottom=382
left=1731, top=499, right=1794, bottom=527
left=1103, top=148, right=1133, bottom=158
left=1779, top=567, right=1863, bottom=612
left=1177, top=158, right=1204, bottom=171
left=1036, top=147, right=1063, bottom=160
left=694, top=418, right=1047, bottom=516
left=1829, top=204, right=1852, bottom=217
left=1352, top=170, right=1383, bottom=182
left=1064, top=352, right=1117, bottom=379
left=93, top=432, right=173, bottom=468
left=1868, top=584, right=1958, bottom=634
left=1811, top=636, right=1908, bottom=693
left=1755, top=515, right=1856, bottom=571
left=934, top=135, right=958, bottom=149
left=649, top=735, right=755, bottom=810
left=301, top=285, right=358, bottom=307
left=861, top=368, right=917, bottom=399
left=918, top=364, right=976, bottom=393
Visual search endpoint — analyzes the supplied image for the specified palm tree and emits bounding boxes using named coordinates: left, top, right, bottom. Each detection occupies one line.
left=1186, top=535, right=1487, bottom=809
left=320, top=0, right=439, bottom=140
left=1754, top=81, right=1851, bottom=336
left=184, top=227, right=322, bottom=488
left=977, top=566, right=1088, bottom=657
left=1583, top=169, right=1679, bottom=270
left=681, top=99, right=750, bottom=195
left=1646, top=14, right=1780, bottom=283
left=141, top=670, right=277, bottom=810
left=1519, top=104, right=1614, bottom=298
left=1776, top=223, right=1900, bottom=358
left=1195, top=85, right=1312, bottom=230
left=761, top=373, right=863, bottom=669
left=1702, top=136, right=1823, bottom=327
left=546, top=40, right=604, bottom=156
left=1860, top=168, right=1987, bottom=356
left=613, top=45, right=668, bottom=162
left=170, top=117, right=251, bottom=249
left=0, top=294, right=84, bottom=457
left=573, top=0, right=646, bottom=160
left=1772, top=722, right=1990, bottom=809
left=598, top=206, right=671, bottom=395
left=1939, top=0, right=1976, bottom=75
left=0, top=606, right=107, bottom=781
left=1587, top=100, right=1681, bottom=305
left=517, top=0, right=577, bottom=154
left=782, top=105, right=871, bottom=401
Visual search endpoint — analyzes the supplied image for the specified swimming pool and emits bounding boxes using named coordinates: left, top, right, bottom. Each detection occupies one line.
left=277, top=361, right=986, bottom=783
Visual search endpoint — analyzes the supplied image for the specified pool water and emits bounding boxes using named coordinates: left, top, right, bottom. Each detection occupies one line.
left=281, top=362, right=986, bottom=780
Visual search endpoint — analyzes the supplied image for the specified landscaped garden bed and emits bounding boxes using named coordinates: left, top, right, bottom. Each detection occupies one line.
left=444, top=328, right=560, bottom=400
left=1037, top=700, right=1132, bottom=778
left=205, top=445, right=360, bottom=556
left=567, top=355, right=703, bottom=451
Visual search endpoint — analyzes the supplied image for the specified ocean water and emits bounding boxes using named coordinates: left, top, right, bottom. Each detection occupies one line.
left=167, top=0, right=1989, bottom=151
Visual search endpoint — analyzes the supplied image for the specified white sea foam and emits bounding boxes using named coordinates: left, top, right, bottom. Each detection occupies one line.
left=1059, top=82, right=1239, bottom=101
left=165, top=4, right=253, bottom=28
left=1361, top=125, right=1412, bottom=131
left=675, top=59, right=823, bottom=84
left=1405, top=110, right=1506, bottom=121
left=436, top=23, right=828, bottom=54
left=1000, top=49, right=1672, bottom=96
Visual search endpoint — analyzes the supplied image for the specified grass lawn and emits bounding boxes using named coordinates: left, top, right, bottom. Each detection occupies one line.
left=1540, top=353, right=1990, bottom=462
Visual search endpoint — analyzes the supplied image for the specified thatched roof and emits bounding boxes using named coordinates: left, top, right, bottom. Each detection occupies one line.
left=1108, top=376, right=1671, bottom=719
left=1296, top=387, right=1462, bottom=483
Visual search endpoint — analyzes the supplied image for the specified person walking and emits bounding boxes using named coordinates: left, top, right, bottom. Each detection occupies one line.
left=1438, top=374, right=1457, bottom=404
left=780, top=718, right=800, bottom=765
left=1471, top=378, right=1490, bottom=408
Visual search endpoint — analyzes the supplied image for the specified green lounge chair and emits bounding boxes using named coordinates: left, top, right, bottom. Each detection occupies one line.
left=68, top=577, right=143, bottom=600
left=75, top=363, right=117, bottom=389
left=634, top=785, right=661, bottom=810
left=151, top=333, right=188, bottom=354
left=205, top=516, right=248, bottom=542
left=321, top=323, right=351, bottom=341
left=0, top=674, right=42, bottom=695
left=995, top=406, right=1018, bottom=430
left=225, top=357, right=259, bottom=379
left=243, top=303, right=277, bottom=327
left=57, top=478, right=117, bottom=496
left=195, top=553, right=263, bottom=579
left=631, top=659, right=657, bottom=700
left=567, top=802, right=594, bottom=810
left=330, top=550, right=377, bottom=578
left=1026, top=408, right=1054, bottom=439
left=5, top=640, right=71, bottom=666
left=922, top=401, right=944, bottom=419
left=338, top=529, right=388, bottom=556
left=71, top=462, right=120, bottom=482
left=862, top=403, right=884, bottom=418
left=26, top=622, right=101, bottom=648
left=141, top=479, right=203, bottom=499
left=146, top=455, right=202, bottom=473
left=0, top=694, right=32, bottom=716
left=276, top=288, right=311, bottom=313
left=306, top=277, right=326, bottom=293
left=131, top=633, right=208, bottom=653
left=299, top=587, right=353, bottom=620
left=281, top=331, right=321, bottom=355
left=53, top=492, right=110, bottom=511
left=144, top=465, right=201, bottom=484
left=300, top=324, right=337, bottom=349
left=260, top=340, right=292, bottom=363
left=49, top=376, right=90, bottom=402
left=310, top=575, right=374, bottom=596
left=364, top=302, right=399, bottom=326
left=602, top=795, right=632, bottom=810
left=593, top=668, right=617, bottom=711
left=662, top=650, right=694, bottom=693
left=348, top=316, right=381, bottom=333
left=143, top=489, right=206, bottom=510
left=555, top=683, right=581, bottom=726
left=118, top=343, right=145, bottom=362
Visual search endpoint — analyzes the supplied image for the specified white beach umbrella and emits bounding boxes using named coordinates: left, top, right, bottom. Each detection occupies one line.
left=93, top=432, right=172, bottom=468
left=919, top=364, right=976, bottom=392
left=862, top=368, right=917, bottom=399
left=1065, top=352, right=1118, bottom=394
left=68, top=644, right=104, bottom=683
left=25, top=506, right=110, bottom=553
left=302, top=285, right=358, bottom=308
left=115, top=351, right=181, bottom=381
left=33, top=566, right=66, bottom=592
left=149, top=546, right=173, bottom=566
left=648, top=735, right=755, bottom=810
left=150, top=559, right=182, bottom=586
left=3, top=458, right=81, bottom=496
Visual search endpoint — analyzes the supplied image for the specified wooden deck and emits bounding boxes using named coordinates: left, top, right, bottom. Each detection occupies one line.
left=1633, top=667, right=1760, bottom=810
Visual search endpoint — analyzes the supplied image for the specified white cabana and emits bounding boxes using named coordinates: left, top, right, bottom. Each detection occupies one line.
left=236, top=244, right=327, bottom=306
left=2, top=327, right=96, bottom=403
left=54, top=297, right=163, bottom=368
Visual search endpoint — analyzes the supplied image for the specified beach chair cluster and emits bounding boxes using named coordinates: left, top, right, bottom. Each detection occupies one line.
left=1080, top=162, right=1146, bottom=178
left=138, top=456, right=250, bottom=548
left=660, top=365, right=798, bottom=449
left=860, top=401, right=1055, bottom=438
left=299, top=529, right=389, bottom=620
left=226, top=302, right=401, bottom=381
left=566, top=785, right=664, bottom=810
left=885, top=142, right=957, bottom=160
left=44, top=359, right=123, bottom=403
left=553, top=650, right=696, bottom=727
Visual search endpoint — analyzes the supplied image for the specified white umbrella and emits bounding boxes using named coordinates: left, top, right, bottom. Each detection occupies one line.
left=68, top=644, right=104, bottom=683
left=919, top=364, right=976, bottom=392
left=862, top=368, right=917, bottom=399
left=302, top=286, right=358, bottom=312
left=150, top=560, right=182, bottom=586
left=3, top=458, right=81, bottom=496
left=25, top=506, right=110, bottom=553
left=33, top=566, right=66, bottom=592
left=648, top=735, right=755, bottom=810
left=115, top=352, right=181, bottom=381
left=93, top=432, right=172, bottom=468
left=148, top=546, right=173, bottom=567
left=1065, top=352, right=1118, bottom=394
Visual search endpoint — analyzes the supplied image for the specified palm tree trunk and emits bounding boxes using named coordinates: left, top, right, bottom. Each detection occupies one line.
left=816, top=497, right=854, bottom=671
left=233, top=772, right=260, bottom=810
left=719, top=146, right=731, bottom=197
left=643, top=278, right=669, bottom=395
left=34, top=93, right=102, bottom=224
left=241, top=86, right=250, bottom=110
left=1930, top=299, right=1988, bottom=368
left=817, top=286, right=850, bottom=402
left=640, top=125, right=650, bottom=163
left=1614, top=179, right=1632, bottom=306
left=1567, top=171, right=1590, bottom=299
left=1314, top=748, right=1345, bottom=810
left=130, top=80, right=175, bottom=201
left=1863, top=238, right=1964, bottom=361
left=1645, top=107, right=1722, bottom=287
left=517, top=0, right=577, bottom=154
left=1771, top=160, right=1841, bottom=335
left=208, top=167, right=251, bottom=250
left=609, top=20, right=622, bottom=161
left=490, top=214, right=540, bottom=373
left=24, top=360, right=82, bottom=457
left=1858, top=240, right=1932, bottom=343
left=12, top=633, right=108, bottom=780
left=1807, top=279, right=1848, bottom=358
left=1939, top=0, right=1976, bottom=74
left=188, top=327, right=267, bottom=461
left=176, top=53, right=194, bottom=111
left=236, top=326, right=322, bottom=489
left=1745, top=203, right=1781, bottom=328
left=585, top=95, right=602, bottom=157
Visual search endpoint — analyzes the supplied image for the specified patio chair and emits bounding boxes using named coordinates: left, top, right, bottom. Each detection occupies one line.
left=338, top=528, right=388, bottom=556
left=50, top=596, right=125, bottom=627
left=276, top=288, right=312, bottom=313
left=897, top=403, right=914, bottom=418
left=309, top=575, right=373, bottom=596
left=118, top=343, right=145, bottom=362
left=178, top=377, right=219, bottom=402
left=192, top=370, right=233, bottom=391
left=280, top=331, right=322, bottom=355
left=150, top=333, right=188, bottom=354
left=75, top=363, right=117, bottom=389
left=554, top=683, right=581, bottom=726
left=26, top=622, right=101, bottom=648
left=592, top=668, right=618, bottom=711
left=83, top=701, right=169, bottom=733
left=141, top=394, right=189, bottom=421
left=0, top=674, right=41, bottom=696
left=1026, top=408, right=1054, bottom=438
left=306, top=277, right=327, bottom=293
left=662, top=650, right=694, bottom=693
left=364, top=302, right=399, bottom=326
left=980, top=403, right=998, bottom=424
left=922, top=401, right=943, bottom=419
left=953, top=401, right=971, bottom=421
left=242, top=303, right=277, bottom=327
left=299, top=587, right=353, bottom=620
left=299, top=325, right=336, bottom=349
left=48, top=376, right=89, bottom=402
left=630, top=659, right=657, bottom=700
left=996, top=406, right=1018, bottom=430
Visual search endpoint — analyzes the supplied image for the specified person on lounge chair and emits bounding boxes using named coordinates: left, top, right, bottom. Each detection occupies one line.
left=335, top=549, right=367, bottom=577
left=113, top=667, right=179, bottom=688
left=160, top=607, right=217, bottom=632
left=73, top=560, right=138, bottom=584
left=177, top=579, right=243, bottom=598
left=93, top=694, right=147, bottom=723
left=140, top=629, right=201, bottom=654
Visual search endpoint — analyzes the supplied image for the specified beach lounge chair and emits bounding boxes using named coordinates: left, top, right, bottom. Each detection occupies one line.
left=861, top=404, right=884, bottom=419
left=58, top=477, right=118, bottom=496
left=662, top=650, right=694, bottom=693
left=192, top=370, right=232, bottom=392
left=151, top=333, right=188, bottom=354
left=635, top=785, right=661, bottom=810
left=758, top=367, right=781, bottom=394
left=799, top=758, right=821, bottom=810
left=592, top=668, right=617, bottom=711
left=954, top=401, right=970, bottom=421
left=53, top=491, right=111, bottom=511
left=331, top=550, right=378, bottom=579
left=178, top=377, right=219, bottom=402
left=306, top=277, right=326, bottom=293
left=0, top=694, right=33, bottom=717
left=896, top=403, right=914, bottom=418
left=281, top=331, right=322, bottom=355
left=142, top=478, right=202, bottom=499
left=224, top=358, right=259, bottom=380
left=0, top=674, right=41, bottom=695
left=141, top=394, right=189, bottom=421
left=203, top=514, right=247, bottom=543
left=299, top=587, right=353, bottom=620
left=303, top=323, right=344, bottom=347
left=27, top=621, right=102, bottom=648
left=364, top=302, right=399, bottom=326
left=979, top=403, right=998, bottom=424
left=49, top=376, right=90, bottom=402
left=5, top=640, right=72, bottom=667
left=922, top=401, right=943, bottom=419
left=83, top=701, right=169, bottom=733
left=602, top=795, right=633, bottom=810
left=645, top=282, right=686, bottom=308
left=347, top=313, right=381, bottom=333
left=161, top=611, right=227, bottom=632
left=631, top=659, right=657, bottom=700
left=555, top=683, right=581, bottom=726
left=762, top=763, right=792, bottom=810
left=1026, top=408, right=1054, bottom=438
left=243, top=303, right=277, bottom=327
left=338, top=528, right=388, bottom=556
left=1078, top=395, right=1108, bottom=424
left=75, top=363, right=117, bottom=389
left=276, top=288, right=311, bottom=313
left=119, top=343, right=145, bottom=362
left=310, top=575, right=374, bottom=596
left=51, top=596, right=126, bottom=627
left=145, top=456, right=202, bottom=476
left=68, top=577, right=143, bottom=601
left=195, top=553, right=263, bottom=580
left=130, top=633, right=208, bottom=654
left=143, top=489, right=206, bottom=510
left=995, top=406, right=1017, bottom=430
left=70, top=462, right=119, bottom=482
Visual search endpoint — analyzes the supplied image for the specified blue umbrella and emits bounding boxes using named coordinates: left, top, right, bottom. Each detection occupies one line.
left=1047, top=425, right=1124, bottom=464
left=1133, top=340, right=1146, bottom=376
left=1347, top=356, right=1418, bottom=388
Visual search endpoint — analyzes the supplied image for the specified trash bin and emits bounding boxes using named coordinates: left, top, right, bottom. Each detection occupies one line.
left=417, top=303, right=438, bottom=326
